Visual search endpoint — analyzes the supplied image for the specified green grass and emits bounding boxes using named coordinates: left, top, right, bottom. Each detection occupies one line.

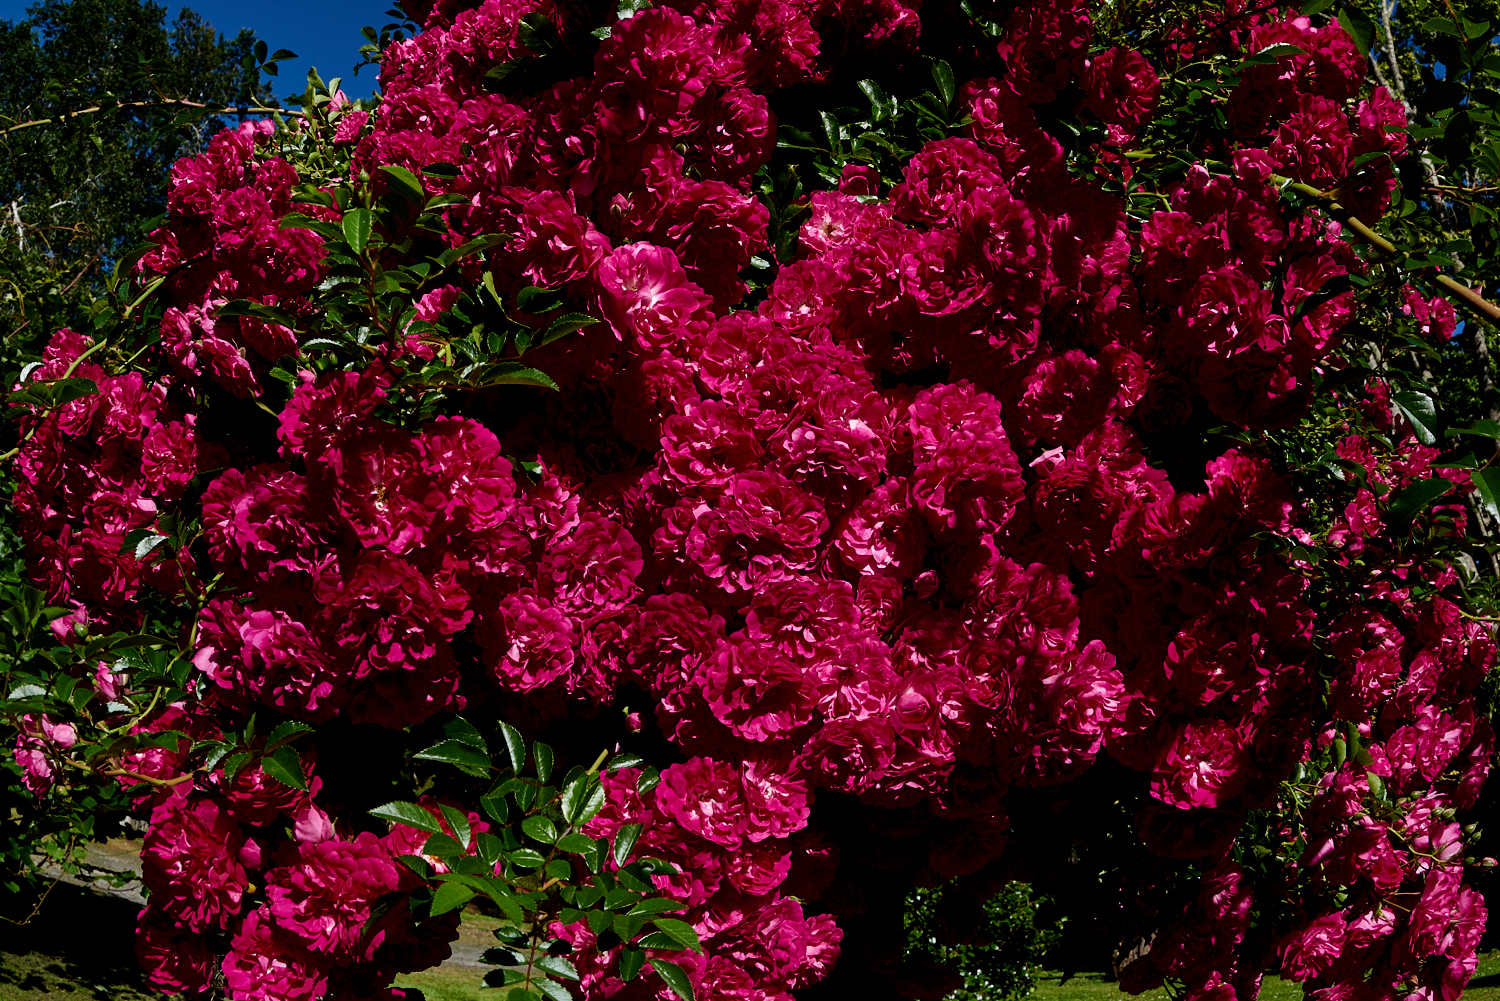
left=1031, top=951, right=1500, bottom=1001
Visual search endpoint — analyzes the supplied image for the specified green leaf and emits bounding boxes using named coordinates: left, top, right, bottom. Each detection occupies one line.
left=536, top=956, right=580, bottom=981
left=636, top=767, right=660, bottom=796
left=424, top=833, right=466, bottom=858
left=930, top=59, right=955, bottom=105
left=652, top=959, right=694, bottom=1001
left=440, top=804, right=472, bottom=851
left=1472, top=468, right=1500, bottom=519
left=533, top=742, right=554, bottom=783
left=261, top=745, right=308, bottom=791
left=619, top=946, right=645, bottom=982
left=442, top=717, right=489, bottom=752
left=343, top=208, right=373, bottom=255
left=538, top=314, right=599, bottom=348
left=614, top=824, right=643, bottom=868
left=556, top=833, right=595, bottom=854
left=265, top=721, right=315, bottom=750
left=431, top=881, right=476, bottom=916
left=1426, top=15, right=1464, bottom=34
left=1454, top=419, right=1500, bottom=439
left=522, top=815, right=558, bottom=844
left=607, top=753, right=646, bottom=773
left=1385, top=477, right=1454, bottom=523
left=500, top=721, right=526, bottom=772
left=417, top=738, right=492, bottom=776
left=397, top=854, right=433, bottom=879
left=562, top=776, right=606, bottom=826
left=510, top=848, right=546, bottom=869
left=627, top=898, right=686, bottom=917
left=380, top=164, right=426, bottom=205
left=483, top=968, right=527, bottom=988
left=481, top=787, right=511, bottom=825
left=371, top=800, right=444, bottom=834
left=534, top=979, right=574, bottom=1001
left=280, top=213, right=343, bottom=240
left=649, top=918, right=703, bottom=953
left=126, top=533, right=170, bottom=561
left=437, top=234, right=506, bottom=268
left=1335, top=6, right=1375, bottom=54
left=1392, top=390, right=1438, bottom=445
left=484, top=362, right=560, bottom=390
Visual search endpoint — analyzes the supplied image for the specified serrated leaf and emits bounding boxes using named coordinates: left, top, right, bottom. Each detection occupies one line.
left=536, top=956, right=580, bottom=980
left=1337, top=6, right=1375, bottom=55
left=562, top=776, right=606, bottom=826
left=222, top=751, right=254, bottom=783
left=8, top=684, right=46, bottom=700
left=500, top=720, right=526, bottom=772
left=534, top=979, right=574, bottom=1001
left=431, top=881, right=476, bottom=916
left=627, top=898, right=686, bottom=917
left=538, top=314, right=599, bottom=348
left=424, top=832, right=467, bottom=858
left=607, top=753, right=646, bottom=773
left=397, top=854, right=433, bottom=879
left=261, top=745, right=308, bottom=791
left=636, top=767, right=660, bottom=796
left=556, top=833, right=595, bottom=854
left=482, top=947, right=524, bottom=965
left=343, top=208, right=373, bottom=255
left=481, top=787, right=510, bottom=825
left=484, top=362, right=559, bottom=390
left=443, top=716, right=488, bottom=751
left=280, top=213, right=343, bottom=240
left=930, top=59, right=955, bottom=105
left=1472, top=468, right=1500, bottom=519
left=619, top=946, right=645, bottom=981
left=417, top=738, right=493, bottom=775
left=533, top=742, right=554, bottom=783
left=510, top=848, right=546, bottom=869
left=649, top=918, right=703, bottom=953
left=1454, top=419, right=1500, bottom=439
left=483, top=968, right=527, bottom=988
left=652, top=959, right=694, bottom=1001
left=265, top=720, right=315, bottom=751
left=371, top=800, right=444, bottom=834
left=1392, top=390, right=1439, bottom=445
left=522, top=815, right=558, bottom=844
left=516, top=285, right=564, bottom=313
left=1385, top=477, right=1454, bottom=523
left=437, top=234, right=506, bottom=268
left=614, top=824, right=643, bottom=868
left=440, top=804, right=472, bottom=851
left=380, top=164, right=426, bottom=205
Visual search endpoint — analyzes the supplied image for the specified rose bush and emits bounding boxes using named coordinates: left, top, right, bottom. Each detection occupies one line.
left=4, top=0, right=1500, bottom=999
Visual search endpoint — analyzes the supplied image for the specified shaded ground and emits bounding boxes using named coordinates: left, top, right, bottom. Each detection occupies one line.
left=5, top=885, right=1500, bottom=1001
left=0, top=880, right=155, bottom=1001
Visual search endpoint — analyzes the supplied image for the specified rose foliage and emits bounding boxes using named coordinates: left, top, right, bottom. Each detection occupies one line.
left=4, top=0, right=1500, bottom=999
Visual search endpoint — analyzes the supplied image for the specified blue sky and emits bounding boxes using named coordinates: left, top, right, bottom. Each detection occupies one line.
left=0, top=0, right=392, bottom=98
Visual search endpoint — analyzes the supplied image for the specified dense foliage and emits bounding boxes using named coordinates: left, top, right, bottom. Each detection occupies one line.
left=5, top=0, right=1500, bottom=999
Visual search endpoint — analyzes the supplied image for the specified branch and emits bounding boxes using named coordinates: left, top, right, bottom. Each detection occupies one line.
left=1281, top=178, right=1500, bottom=323
left=1, top=97, right=301, bottom=136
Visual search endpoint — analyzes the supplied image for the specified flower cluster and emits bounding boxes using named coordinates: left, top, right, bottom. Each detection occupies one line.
left=8, top=0, right=1492, bottom=998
